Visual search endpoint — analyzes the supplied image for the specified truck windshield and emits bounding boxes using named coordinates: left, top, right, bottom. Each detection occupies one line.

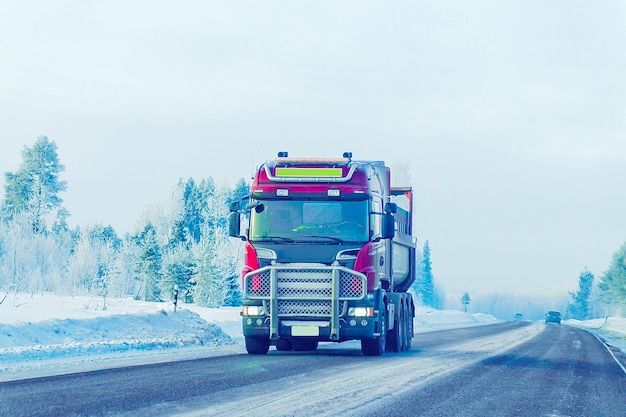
left=249, top=200, right=369, bottom=243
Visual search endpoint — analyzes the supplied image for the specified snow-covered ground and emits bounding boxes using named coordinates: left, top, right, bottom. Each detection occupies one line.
left=1, top=293, right=624, bottom=383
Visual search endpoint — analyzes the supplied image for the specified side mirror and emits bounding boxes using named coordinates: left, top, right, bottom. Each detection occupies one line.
left=381, top=213, right=395, bottom=239
left=228, top=211, right=241, bottom=238
left=228, top=201, right=242, bottom=238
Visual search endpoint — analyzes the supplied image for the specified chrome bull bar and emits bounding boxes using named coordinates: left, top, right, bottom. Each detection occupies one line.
left=243, top=265, right=367, bottom=340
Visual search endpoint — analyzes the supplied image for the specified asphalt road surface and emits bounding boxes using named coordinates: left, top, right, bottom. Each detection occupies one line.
left=361, top=323, right=626, bottom=417
left=0, top=322, right=624, bottom=417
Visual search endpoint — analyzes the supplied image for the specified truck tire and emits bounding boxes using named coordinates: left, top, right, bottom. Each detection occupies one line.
left=405, top=304, right=415, bottom=350
left=245, top=336, right=270, bottom=354
left=399, top=302, right=407, bottom=351
left=361, top=307, right=386, bottom=356
left=386, top=302, right=406, bottom=352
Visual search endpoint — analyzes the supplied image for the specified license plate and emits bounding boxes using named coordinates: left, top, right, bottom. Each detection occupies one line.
left=291, top=326, right=319, bottom=336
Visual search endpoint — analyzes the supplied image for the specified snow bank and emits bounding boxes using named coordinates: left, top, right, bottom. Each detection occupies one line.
left=565, top=316, right=626, bottom=355
left=414, top=306, right=498, bottom=330
left=0, top=294, right=242, bottom=381
left=0, top=309, right=233, bottom=362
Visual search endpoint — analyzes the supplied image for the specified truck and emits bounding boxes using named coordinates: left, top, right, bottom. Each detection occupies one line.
left=228, top=152, right=417, bottom=356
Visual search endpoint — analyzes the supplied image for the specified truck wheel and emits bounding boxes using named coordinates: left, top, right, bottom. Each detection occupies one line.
left=405, top=304, right=414, bottom=351
left=292, top=339, right=318, bottom=351
left=386, top=303, right=405, bottom=352
left=361, top=307, right=386, bottom=356
left=398, top=302, right=407, bottom=351
left=386, top=323, right=398, bottom=352
left=245, top=336, right=270, bottom=354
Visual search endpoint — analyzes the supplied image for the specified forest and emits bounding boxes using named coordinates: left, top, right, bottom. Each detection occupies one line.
left=0, top=136, right=248, bottom=307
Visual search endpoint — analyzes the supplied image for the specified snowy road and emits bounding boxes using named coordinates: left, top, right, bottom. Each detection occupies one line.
left=360, top=324, right=626, bottom=417
left=1, top=322, right=544, bottom=417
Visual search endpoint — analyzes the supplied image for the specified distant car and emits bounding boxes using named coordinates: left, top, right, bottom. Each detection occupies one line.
left=513, top=313, right=524, bottom=320
left=545, top=311, right=562, bottom=324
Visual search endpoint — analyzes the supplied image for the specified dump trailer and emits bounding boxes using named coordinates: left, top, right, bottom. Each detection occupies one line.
left=229, top=152, right=417, bottom=356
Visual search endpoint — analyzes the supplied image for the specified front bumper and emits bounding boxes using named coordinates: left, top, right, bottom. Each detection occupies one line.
left=242, top=315, right=379, bottom=342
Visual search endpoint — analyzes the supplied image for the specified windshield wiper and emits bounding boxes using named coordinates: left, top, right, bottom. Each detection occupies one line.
left=252, top=236, right=295, bottom=243
left=300, top=235, right=345, bottom=244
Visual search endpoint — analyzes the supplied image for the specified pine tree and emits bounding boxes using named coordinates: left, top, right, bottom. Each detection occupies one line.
left=1, top=136, right=68, bottom=233
left=162, top=243, right=197, bottom=302
left=417, top=241, right=435, bottom=307
left=228, top=178, right=250, bottom=208
left=566, top=268, right=594, bottom=320
left=192, top=225, right=225, bottom=307
left=132, top=223, right=163, bottom=301
left=223, top=273, right=243, bottom=306
left=221, top=237, right=244, bottom=306
left=598, top=242, right=626, bottom=306
left=176, top=178, right=206, bottom=245
left=190, top=180, right=244, bottom=307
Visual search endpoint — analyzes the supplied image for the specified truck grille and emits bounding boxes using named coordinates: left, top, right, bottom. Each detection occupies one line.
left=244, top=266, right=366, bottom=317
left=278, top=300, right=332, bottom=316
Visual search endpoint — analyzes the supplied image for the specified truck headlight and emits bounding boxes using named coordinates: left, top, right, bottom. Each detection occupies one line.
left=348, top=307, right=374, bottom=317
left=243, top=306, right=265, bottom=316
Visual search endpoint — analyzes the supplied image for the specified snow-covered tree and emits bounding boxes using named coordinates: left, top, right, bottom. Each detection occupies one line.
left=221, top=238, right=244, bottom=307
left=161, top=243, right=197, bottom=302
left=180, top=177, right=210, bottom=245
left=413, top=240, right=436, bottom=307
left=0, top=212, right=72, bottom=294
left=1, top=136, right=68, bottom=233
left=598, top=241, right=626, bottom=311
left=112, top=237, right=142, bottom=298
left=566, top=268, right=594, bottom=320
left=65, top=225, right=122, bottom=306
left=229, top=178, right=250, bottom=208
left=65, top=230, right=100, bottom=294
left=0, top=214, right=30, bottom=290
left=132, top=223, right=163, bottom=301
left=128, top=176, right=246, bottom=306
left=190, top=180, right=244, bottom=307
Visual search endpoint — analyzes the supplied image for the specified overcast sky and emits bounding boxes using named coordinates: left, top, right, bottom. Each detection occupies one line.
left=1, top=1, right=625, bottom=295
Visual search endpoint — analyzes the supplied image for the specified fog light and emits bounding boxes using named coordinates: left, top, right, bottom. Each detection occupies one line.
left=246, top=318, right=252, bottom=325
left=256, top=319, right=263, bottom=326
left=361, top=320, right=368, bottom=326
left=350, top=319, right=357, bottom=326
